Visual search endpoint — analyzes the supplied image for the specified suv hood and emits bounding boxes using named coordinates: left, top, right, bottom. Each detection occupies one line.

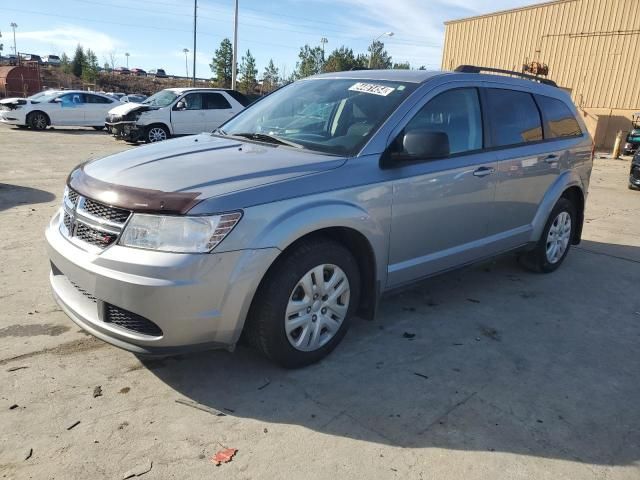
left=68, top=133, right=346, bottom=213
left=108, top=102, right=155, bottom=116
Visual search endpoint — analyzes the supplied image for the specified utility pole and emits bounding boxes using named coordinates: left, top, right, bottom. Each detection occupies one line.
left=231, top=0, right=238, bottom=90
left=10, top=22, right=17, bottom=56
left=183, top=48, right=190, bottom=78
left=320, top=37, right=328, bottom=72
left=125, top=52, right=130, bottom=68
left=192, top=0, right=197, bottom=86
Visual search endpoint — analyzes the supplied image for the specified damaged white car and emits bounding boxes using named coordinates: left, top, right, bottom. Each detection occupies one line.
left=104, top=87, right=249, bottom=143
left=0, top=90, right=120, bottom=130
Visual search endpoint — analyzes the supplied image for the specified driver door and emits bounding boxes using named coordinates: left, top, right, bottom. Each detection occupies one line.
left=386, top=87, right=498, bottom=287
left=52, top=93, right=86, bottom=125
left=171, top=93, right=205, bottom=134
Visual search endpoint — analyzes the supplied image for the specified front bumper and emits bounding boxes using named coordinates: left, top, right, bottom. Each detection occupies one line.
left=0, top=110, right=24, bottom=125
left=45, top=210, right=279, bottom=354
left=630, top=164, right=640, bottom=187
left=105, top=120, right=143, bottom=141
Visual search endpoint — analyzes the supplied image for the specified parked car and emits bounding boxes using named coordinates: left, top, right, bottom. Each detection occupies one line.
left=148, top=68, right=167, bottom=78
left=622, top=128, right=640, bottom=156
left=46, top=68, right=593, bottom=368
left=20, top=53, right=43, bottom=64
left=114, top=67, right=130, bottom=75
left=121, top=94, right=147, bottom=103
left=4, top=54, right=19, bottom=66
left=0, top=90, right=120, bottom=130
left=42, top=55, right=61, bottom=66
left=130, top=68, right=146, bottom=77
left=630, top=150, right=640, bottom=190
left=105, top=87, right=249, bottom=143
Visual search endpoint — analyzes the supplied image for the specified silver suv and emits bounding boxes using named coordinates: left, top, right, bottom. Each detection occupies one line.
left=46, top=68, right=593, bottom=368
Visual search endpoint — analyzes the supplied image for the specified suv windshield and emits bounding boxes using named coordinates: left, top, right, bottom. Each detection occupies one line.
left=220, top=78, right=418, bottom=155
left=143, top=90, right=179, bottom=107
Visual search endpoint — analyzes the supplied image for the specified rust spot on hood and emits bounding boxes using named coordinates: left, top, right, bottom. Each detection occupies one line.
left=68, top=167, right=201, bottom=214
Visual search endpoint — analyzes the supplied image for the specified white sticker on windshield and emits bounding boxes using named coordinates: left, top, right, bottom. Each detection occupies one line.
left=348, top=82, right=395, bottom=96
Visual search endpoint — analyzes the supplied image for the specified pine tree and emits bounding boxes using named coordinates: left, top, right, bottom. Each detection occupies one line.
left=238, top=49, right=257, bottom=94
left=262, top=58, right=279, bottom=92
left=295, top=45, right=324, bottom=79
left=82, top=49, right=99, bottom=83
left=210, top=38, right=233, bottom=88
left=368, top=41, right=392, bottom=69
left=60, top=53, right=72, bottom=74
left=71, top=45, right=85, bottom=77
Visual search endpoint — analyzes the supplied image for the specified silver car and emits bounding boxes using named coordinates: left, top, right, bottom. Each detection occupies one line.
left=46, top=69, right=593, bottom=368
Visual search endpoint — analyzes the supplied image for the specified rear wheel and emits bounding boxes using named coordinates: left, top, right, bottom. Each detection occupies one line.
left=28, top=111, right=49, bottom=130
left=519, top=197, right=576, bottom=273
left=245, top=238, right=360, bottom=368
left=145, top=124, right=169, bottom=143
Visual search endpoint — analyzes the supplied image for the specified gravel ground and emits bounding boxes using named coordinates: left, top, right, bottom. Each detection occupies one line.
left=1, top=125, right=639, bottom=479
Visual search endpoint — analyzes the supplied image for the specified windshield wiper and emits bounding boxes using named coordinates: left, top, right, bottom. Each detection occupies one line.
left=230, top=132, right=304, bottom=149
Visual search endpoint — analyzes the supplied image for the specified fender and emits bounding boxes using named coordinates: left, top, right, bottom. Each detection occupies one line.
left=529, top=170, right=585, bottom=244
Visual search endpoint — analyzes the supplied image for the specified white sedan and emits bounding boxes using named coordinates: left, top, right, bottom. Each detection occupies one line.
left=0, top=90, right=121, bottom=130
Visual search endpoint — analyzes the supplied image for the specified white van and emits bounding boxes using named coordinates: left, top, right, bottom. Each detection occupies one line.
left=105, top=88, right=249, bottom=143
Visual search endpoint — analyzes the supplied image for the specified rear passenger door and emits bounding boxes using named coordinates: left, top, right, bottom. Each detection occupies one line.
left=484, top=87, right=560, bottom=246
left=84, top=94, right=115, bottom=125
left=202, top=92, right=236, bottom=131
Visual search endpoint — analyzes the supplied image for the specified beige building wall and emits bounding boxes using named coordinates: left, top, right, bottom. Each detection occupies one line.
left=441, top=0, right=640, bottom=148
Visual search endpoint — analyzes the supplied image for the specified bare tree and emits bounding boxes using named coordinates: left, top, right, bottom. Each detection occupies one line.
left=108, top=51, right=117, bottom=73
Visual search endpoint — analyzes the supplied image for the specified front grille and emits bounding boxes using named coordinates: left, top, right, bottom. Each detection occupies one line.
left=632, top=165, right=640, bottom=181
left=60, top=189, right=130, bottom=251
left=82, top=199, right=130, bottom=224
left=75, top=223, right=118, bottom=247
left=67, top=189, right=79, bottom=206
left=70, top=280, right=97, bottom=303
left=104, top=304, right=163, bottom=337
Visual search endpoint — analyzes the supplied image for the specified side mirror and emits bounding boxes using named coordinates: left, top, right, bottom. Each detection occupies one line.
left=52, top=97, right=63, bottom=103
left=402, top=129, right=450, bottom=159
left=175, top=101, right=186, bottom=111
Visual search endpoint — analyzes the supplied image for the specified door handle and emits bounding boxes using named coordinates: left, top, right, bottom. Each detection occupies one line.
left=473, top=166, right=495, bottom=177
left=544, top=154, right=559, bottom=163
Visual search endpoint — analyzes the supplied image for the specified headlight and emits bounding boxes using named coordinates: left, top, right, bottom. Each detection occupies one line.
left=625, top=143, right=632, bottom=148
left=119, top=212, right=242, bottom=253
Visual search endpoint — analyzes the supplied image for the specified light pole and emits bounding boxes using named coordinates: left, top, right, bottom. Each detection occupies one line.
left=125, top=52, right=130, bottom=68
left=368, top=31, right=393, bottom=69
left=183, top=48, right=190, bottom=78
left=231, top=0, right=238, bottom=90
left=10, top=22, right=18, bottom=56
left=192, top=0, right=197, bottom=86
left=320, top=37, right=328, bottom=72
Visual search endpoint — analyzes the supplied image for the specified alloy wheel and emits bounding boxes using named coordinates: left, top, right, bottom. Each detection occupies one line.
left=148, top=127, right=167, bottom=142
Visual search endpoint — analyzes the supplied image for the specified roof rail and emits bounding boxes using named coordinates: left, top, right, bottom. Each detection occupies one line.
left=454, top=65, right=558, bottom=87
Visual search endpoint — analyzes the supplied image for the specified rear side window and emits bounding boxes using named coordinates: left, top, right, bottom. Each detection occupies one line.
left=535, top=95, right=582, bottom=138
left=86, top=94, right=112, bottom=104
left=204, top=93, right=231, bottom=109
left=485, top=89, right=542, bottom=147
left=405, top=88, right=483, bottom=155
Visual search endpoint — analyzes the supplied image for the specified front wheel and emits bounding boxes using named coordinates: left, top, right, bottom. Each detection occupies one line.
left=145, top=125, right=169, bottom=143
left=28, top=112, right=48, bottom=130
left=519, top=197, right=576, bottom=273
left=245, top=238, right=361, bottom=368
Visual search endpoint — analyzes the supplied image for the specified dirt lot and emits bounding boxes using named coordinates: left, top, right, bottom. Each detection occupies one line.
left=1, top=125, right=639, bottom=479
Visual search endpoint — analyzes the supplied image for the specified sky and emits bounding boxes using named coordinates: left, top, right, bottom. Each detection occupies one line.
left=2, top=0, right=544, bottom=79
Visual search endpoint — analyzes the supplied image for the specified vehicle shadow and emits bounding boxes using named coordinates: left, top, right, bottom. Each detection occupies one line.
left=0, top=183, right=56, bottom=211
left=145, top=242, right=640, bottom=465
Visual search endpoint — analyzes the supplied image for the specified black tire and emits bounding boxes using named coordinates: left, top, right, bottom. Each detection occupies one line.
left=518, top=197, right=576, bottom=273
left=145, top=124, right=170, bottom=143
left=629, top=183, right=639, bottom=191
left=93, top=126, right=105, bottom=131
left=27, top=111, right=49, bottom=130
left=245, top=237, right=361, bottom=368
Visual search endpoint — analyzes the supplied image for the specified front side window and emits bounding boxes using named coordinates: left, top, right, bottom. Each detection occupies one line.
left=403, top=88, right=483, bottom=155
left=58, top=93, right=84, bottom=106
left=181, top=93, right=203, bottom=110
left=220, top=78, right=418, bottom=155
left=486, top=88, right=542, bottom=147
left=535, top=95, right=582, bottom=138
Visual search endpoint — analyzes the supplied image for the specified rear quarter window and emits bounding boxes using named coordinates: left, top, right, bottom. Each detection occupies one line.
left=535, top=95, right=583, bottom=138
left=485, top=88, right=543, bottom=147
